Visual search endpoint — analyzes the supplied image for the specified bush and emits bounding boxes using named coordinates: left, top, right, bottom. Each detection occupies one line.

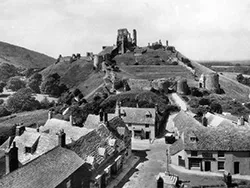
left=199, top=98, right=210, bottom=106
left=190, top=87, right=203, bottom=97
left=210, top=102, right=222, bottom=114
left=6, top=88, right=41, bottom=113
left=6, top=77, right=26, bottom=91
left=40, top=96, right=51, bottom=109
left=0, top=105, right=11, bottom=117
left=0, top=82, right=6, bottom=93
left=0, top=99, right=4, bottom=105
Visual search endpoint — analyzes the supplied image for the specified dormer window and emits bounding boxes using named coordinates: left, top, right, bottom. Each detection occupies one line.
left=145, top=111, right=152, bottom=118
left=190, top=136, right=197, bottom=142
left=25, top=146, right=32, bottom=154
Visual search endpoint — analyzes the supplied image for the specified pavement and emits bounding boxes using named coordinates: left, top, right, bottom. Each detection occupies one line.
left=106, top=155, right=140, bottom=188
left=122, top=138, right=168, bottom=188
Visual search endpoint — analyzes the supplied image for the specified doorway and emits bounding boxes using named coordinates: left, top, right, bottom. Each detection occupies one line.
left=146, top=131, right=150, bottom=139
left=234, top=162, right=239, bottom=174
left=204, top=161, right=211, bottom=171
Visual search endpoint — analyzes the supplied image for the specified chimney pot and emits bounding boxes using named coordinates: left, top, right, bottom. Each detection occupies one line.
left=5, top=141, right=18, bottom=174
left=58, top=129, right=66, bottom=147
left=99, top=108, right=104, bottom=122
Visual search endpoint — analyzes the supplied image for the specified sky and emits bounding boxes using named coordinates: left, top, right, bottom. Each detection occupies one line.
left=1, top=0, right=250, bottom=61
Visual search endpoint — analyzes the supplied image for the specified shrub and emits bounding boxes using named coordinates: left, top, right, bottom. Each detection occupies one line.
left=199, top=98, right=210, bottom=106
left=0, top=63, right=19, bottom=81
left=40, top=96, right=51, bottom=109
left=210, top=102, right=222, bottom=114
left=0, top=82, right=6, bottom=93
left=6, top=77, right=26, bottom=91
left=190, top=87, right=203, bottom=97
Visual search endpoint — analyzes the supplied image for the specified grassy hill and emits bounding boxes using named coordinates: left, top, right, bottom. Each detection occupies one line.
left=0, top=41, right=55, bottom=69
left=183, top=54, right=250, bottom=102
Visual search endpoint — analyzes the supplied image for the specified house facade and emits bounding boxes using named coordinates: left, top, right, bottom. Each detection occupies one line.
left=115, top=102, right=158, bottom=140
left=67, top=118, right=131, bottom=188
left=170, top=111, right=250, bottom=175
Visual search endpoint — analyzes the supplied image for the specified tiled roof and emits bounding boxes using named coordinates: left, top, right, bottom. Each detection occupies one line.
left=118, top=107, right=156, bottom=125
left=0, top=147, right=85, bottom=188
left=0, top=129, right=58, bottom=165
left=41, top=118, right=92, bottom=144
left=173, top=110, right=202, bottom=133
left=108, top=116, right=130, bottom=139
left=169, top=137, right=184, bottom=155
left=84, top=114, right=117, bottom=129
left=67, top=123, right=125, bottom=169
left=184, top=126, right=250, bottom=151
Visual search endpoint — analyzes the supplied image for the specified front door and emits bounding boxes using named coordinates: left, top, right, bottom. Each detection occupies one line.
left=146, top=131, right=150, bottom=139
left=204, top=161, right=211, bottom=171
left=234, top=162, right=240, bottom=174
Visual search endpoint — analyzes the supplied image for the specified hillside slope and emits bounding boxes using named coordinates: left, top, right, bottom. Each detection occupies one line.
left=181, top=53, right=250, bottom=102
left=0, top=41, right=55, bottom=69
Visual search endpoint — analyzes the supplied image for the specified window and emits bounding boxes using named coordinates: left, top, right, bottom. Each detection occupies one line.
left=218, top=161, right=225, bottom=170
left=202, top=152, right=212, bottom=158
left=190, top=136, right=197, bottom=142
left=128, top=123, right=132, bottom=127
left=145, top=124, right=149, bottom=128
left=25, top=147, right=32, bottom=153
left=218, top=152, right=225, bottom=158
left=191, top=151, right=198, bottom=156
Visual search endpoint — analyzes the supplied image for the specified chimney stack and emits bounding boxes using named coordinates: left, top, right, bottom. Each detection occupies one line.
left=69, top=115, right=73, bottom=126
left=166, top=40, right=169, bottom=47
left=202, top=116, right=208, bottom=127
left=15, top=125, right=25, bottom=136
left=118, top=101, right=121, bottom=117
left=36, top=124, right=39, bottom=132
left=237, top=116, right=244, bottom=126
left=99, top=108, right=104, bottom=122
left=5, top=141, right=18, bottom=174
left=58, top=129, right=66, bottom=147
left=48, top=110, right=53, bottom=119
left=104, top=112, right=108, bottom=124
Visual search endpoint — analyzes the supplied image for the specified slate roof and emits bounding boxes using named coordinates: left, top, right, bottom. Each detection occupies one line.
left=0, top=129, right=58, bottom=165
left=118, top=107, right=156, bottom=125
left=67, top=123, right=125, bottom=169
left=108, top=116, right=130, bottom=139
left=84, top=114, right=117, bottom=129
left=41, top=118, right=92, bottom=144
left=184, top=126, right=250, bottom=151
left=173, top=110, right=202, bottom=133
left=0, top=147, right=85, bottom=188
left=205, top=112, right=235, bottom=128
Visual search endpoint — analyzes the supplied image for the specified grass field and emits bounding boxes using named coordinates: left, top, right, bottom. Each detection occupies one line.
left=0, top=109, right=48, bottom=145
left=121, top=65, right=194, bottom=80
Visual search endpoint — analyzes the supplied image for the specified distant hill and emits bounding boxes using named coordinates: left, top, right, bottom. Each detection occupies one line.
left=0, top=41, right=55, bottom=69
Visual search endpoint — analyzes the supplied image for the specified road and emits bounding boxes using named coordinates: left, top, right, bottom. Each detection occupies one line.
left=171, top=93, right=188, bottom=111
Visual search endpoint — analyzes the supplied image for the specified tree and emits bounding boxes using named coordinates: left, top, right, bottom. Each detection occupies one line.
left=6, top=77, right=26, bottom=91
left=0, top=82, right=6, bottom=93
left=6, top=88, right=41, bottom=113
left=0, top=105, right=11, bottom=117
left=210, top=102, right=222, bottom=114
left=27, top=73, right=42, bottom=93
left=40, top=96, right=51, bottom=109
left=40, top=73, right=68, bottom=97
left=0, top=63, right=19, bottom=82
